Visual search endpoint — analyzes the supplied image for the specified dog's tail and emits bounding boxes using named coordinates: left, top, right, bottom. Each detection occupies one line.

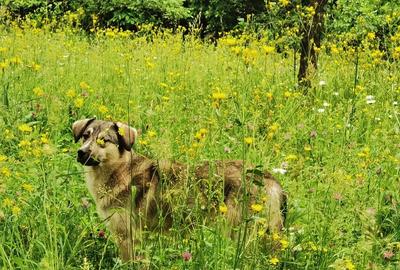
left=265, top=178, right=287, bottom=232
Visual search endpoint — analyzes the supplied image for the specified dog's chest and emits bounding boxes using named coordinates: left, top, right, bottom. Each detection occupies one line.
left=85, top=169, right=130, bottom=215
left=85, top=170, right=106, bottom=200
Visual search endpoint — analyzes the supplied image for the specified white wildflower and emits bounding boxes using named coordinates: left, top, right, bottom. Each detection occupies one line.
left=366, top=95, right=376, bottom=104
left=272, top=168, right=287, bottom=175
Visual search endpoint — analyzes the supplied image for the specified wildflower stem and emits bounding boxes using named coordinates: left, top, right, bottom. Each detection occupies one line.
left=343, top=46, right=359, bottom=147
left=233, top=87, right=250, bottom=270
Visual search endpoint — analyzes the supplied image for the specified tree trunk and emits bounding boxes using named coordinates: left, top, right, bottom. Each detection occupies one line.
left=298, top=0, right=329, bottom=89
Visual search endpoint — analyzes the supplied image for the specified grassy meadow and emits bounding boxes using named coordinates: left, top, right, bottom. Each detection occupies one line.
left=0, top=22, right=400, bottom=270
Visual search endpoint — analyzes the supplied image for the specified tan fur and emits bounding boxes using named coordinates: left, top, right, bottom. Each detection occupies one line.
left=72, top=119, right=287, bottom=261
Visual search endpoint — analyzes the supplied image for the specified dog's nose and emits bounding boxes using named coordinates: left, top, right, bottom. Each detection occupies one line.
left=77, top=149, right=91, bottom=161
left=77, top=149, right=86, bottom=158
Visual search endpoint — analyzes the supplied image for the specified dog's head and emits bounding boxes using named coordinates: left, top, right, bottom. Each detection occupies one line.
left=72, top=118, right=137, bottom=166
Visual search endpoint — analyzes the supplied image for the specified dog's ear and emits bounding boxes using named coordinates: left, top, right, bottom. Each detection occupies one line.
left=114, top=122, right=137, bottom=151
left=72, top=118, right=96, bottom=143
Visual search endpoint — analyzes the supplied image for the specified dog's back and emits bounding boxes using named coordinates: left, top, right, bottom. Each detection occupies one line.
left=155, top=159, right=286, bottom=232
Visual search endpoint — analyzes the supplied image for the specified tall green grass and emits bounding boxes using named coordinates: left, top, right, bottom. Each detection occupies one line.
left=0, top=24, right=399, bottom=269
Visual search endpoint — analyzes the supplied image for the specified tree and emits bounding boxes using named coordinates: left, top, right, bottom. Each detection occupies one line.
left=297, top=0, right=330, bottom=89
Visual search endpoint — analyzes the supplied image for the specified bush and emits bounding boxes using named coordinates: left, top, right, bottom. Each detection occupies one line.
left=84, top=0, right=190, bottom=29
left=188, top=0, right=266, bottom=37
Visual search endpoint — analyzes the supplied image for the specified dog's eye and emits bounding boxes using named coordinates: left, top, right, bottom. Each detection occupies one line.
left=82, top=134, right=90, bottom=140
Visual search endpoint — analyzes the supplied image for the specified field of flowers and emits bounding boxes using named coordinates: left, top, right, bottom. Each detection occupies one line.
left=0, top=20, right=399, bottom=269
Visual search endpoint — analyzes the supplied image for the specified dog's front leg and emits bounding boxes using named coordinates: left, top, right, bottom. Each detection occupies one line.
left=117, top=236, right=134, bottom=261
left=108, top=209, right=139, bottom=262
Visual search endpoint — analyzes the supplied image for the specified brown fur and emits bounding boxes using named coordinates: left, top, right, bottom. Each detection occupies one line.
left=72, top=119, right=287, bottom=261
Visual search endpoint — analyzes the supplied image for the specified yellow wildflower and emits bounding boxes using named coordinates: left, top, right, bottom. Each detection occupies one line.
left=191, top=142, right=200, bottom=149
left=3, top=198, right=13, bottom=207
left=244, top=137, right=254, bottom=145
left=147, top=131, right=156, bottom=138
left=221, top=37, right=238, bottom=46
left=272, top=232, right=280, bottom=241
left=139, top=139, right=148, bottom=145
left=367, top=32, right=375, bottom=40
left=393, top=47, right=400, bottom=59
left=66, top=89, right=76, bottom=98
left=305, top=6, right=316, bottom=16
left=344, top=259, right=356, bottom=270
left=331, top=44, right=340, bottom=54
left=258, top=229, right=265, bottom=237
left=96, top=138, right=105, bottom=146
left=74, top=97, right=84, bottom=108
left=1, top=167, right=11, bottom=177
left=199, top=128, right=207, bottom=135
left=159, top=82, right=168, bottom=88
left=10, top=56, right=22, bottom=65
left=242, top=48, right=258, bottom=64
left=285, top=154, right=298, bottom=161
left=40, top=135, right=49, bottom=144
left=0, top=155, right=7, bottom=162
left=18, top=124, right=33, bottom=133
left=262, top=45, right=275, bottom=54
left=118, top=127, right=125, bottom=136
left=308, top=241, right=318, bottom=251
left=12, top=206, right=21, bottom=216
left=32, top=63, right=41, bottom=71
left=79, top=81, right=90, bottom=90
left=284, top=91, right=292, bottom=98
left=357, top=147, right=370, bottom=158
left=22, top=183, right=34, bottom=192
left=194, top=132, right=204, bottom=141
left=251, top=203, right=263, bottom=213
left=219, top=204, right=228, bottom=214
left=212, top=92, right=227, bottom=100
left=0, top=61, right=9, bottom=70
left=146, top=60, right=155, bottom=69
left=269, top=123, right=280, bottom=132
left=280, top=239, right=289, bottom=250
left=304, top=145, right=312, bottom=151
left=18, top=140, right=31, bottom=147
left=33, top=87, right=44, bottom=97
left=98, top=105, right=109, bottom=114
left=269, top=257, right=279, bottom=265
left=231, top=46, right=241, bottom=55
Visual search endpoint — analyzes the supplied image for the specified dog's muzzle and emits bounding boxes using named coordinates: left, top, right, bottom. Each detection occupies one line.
left=77, top=149, right=100, bottom=166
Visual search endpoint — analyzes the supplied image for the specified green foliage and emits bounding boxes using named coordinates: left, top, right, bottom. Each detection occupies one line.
left=0, top=0, right=190, bottom=29
left=327, top=0, right=400, bottom=43
left=2, top=0, right=400, bottom=47
left=1, top=0, right=81, bottom=18
left=188, top=0, right=266, bottom=37
left=1, top=0, right=45, bottom=16
left=87, top=0, right=190, bottom=28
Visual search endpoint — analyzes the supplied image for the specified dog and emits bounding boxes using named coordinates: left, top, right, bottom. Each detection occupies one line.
left=72, top=118, right=287, bottom=261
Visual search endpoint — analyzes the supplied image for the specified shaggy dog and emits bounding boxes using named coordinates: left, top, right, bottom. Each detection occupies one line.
left=72, top=118, right=287, bottom=261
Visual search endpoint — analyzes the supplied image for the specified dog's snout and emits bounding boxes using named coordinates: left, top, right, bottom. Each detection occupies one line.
left=77, top=149, right=89, bottom=164
left=77, top=147, right=100, bottom=166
